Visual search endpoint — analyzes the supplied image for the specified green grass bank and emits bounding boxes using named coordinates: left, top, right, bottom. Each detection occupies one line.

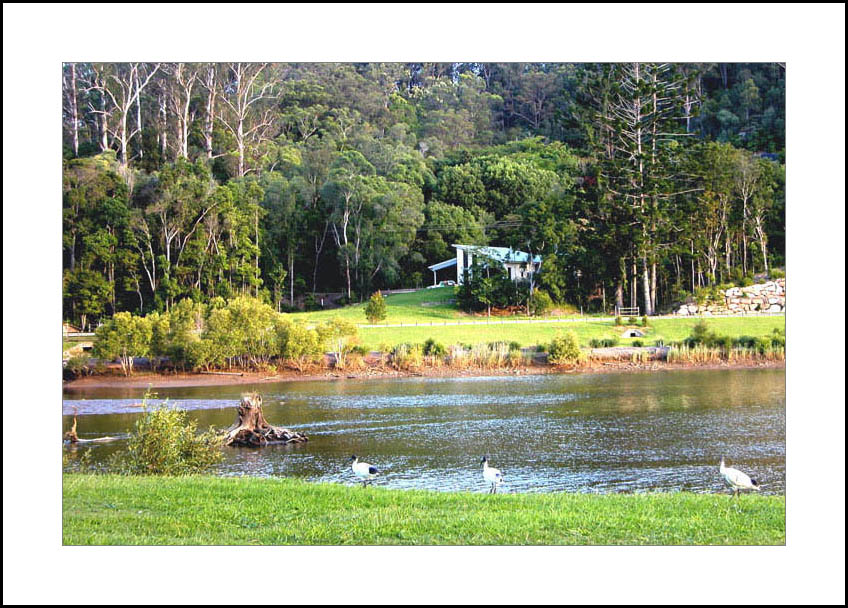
left=352, top=315, right=785, bottom=351
left=63, top=474, right=785, bottom=545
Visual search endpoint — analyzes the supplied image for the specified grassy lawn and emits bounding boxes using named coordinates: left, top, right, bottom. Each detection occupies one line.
left=351, top=315, right=786, bottom=351
left=63, top=474, right=785, bottom=545
left=283, top=286, right=784, bottom=350
left=63, top=335, right=93, bottom=353
left=290, top=286, right=464, bottom=324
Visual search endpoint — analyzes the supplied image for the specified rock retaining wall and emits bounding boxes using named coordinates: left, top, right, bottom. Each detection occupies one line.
left=675, top=278, right=785, bottom=316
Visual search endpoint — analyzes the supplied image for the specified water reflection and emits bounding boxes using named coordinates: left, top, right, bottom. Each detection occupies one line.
left=63, top=368, right=785, bottom=494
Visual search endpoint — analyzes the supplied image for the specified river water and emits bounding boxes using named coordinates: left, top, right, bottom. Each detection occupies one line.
left=63, top=368, right=785, bottom=494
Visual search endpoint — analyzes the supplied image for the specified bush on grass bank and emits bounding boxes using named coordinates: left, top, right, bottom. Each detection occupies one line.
left=548, top=329, right=585, bottom=365
left=107, top=392, right=224, bottom=476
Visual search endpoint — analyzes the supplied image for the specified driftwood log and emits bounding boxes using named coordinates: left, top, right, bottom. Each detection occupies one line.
left=223, top=393, right=308, bottom=447
left=63, top=410, right=121, bottom=444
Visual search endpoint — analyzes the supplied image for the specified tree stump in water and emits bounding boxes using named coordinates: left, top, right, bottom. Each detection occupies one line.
left=223, top=393, right=308, bottom=447
left=63, top=409, right=121, bottom=443
left=63, top=413, right=80, bottom=443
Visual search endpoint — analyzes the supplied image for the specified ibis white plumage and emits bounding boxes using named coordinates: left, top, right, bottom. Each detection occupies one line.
left=719, top=458, right=761, bottom=497
left=480, top=456, right=503, bottom=494
left=349, top=455, right=379, bottom=487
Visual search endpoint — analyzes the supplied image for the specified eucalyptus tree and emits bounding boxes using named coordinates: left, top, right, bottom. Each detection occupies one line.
left=162, top=63, right=201, bottom=160
left=260, top=172, right=306, bottom=306
left=218, top=62, right=280, bottom=178
left=88, top=62, right=161, bottom=171
left=734, top=149, right=762, bottom=275
left=62, top=63, right=80, bottom=156
left=750, top=158, right=783, bottom=275
left=322, top=150, right=376, bottom=299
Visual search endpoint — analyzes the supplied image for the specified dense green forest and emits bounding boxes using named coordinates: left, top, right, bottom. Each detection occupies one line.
left=62, top=62, right=785, bottom=328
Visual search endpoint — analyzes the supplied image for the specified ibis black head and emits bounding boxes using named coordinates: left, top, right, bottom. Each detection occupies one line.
left=480, top=456, right=488, bottom=464
left=751, top=479, right=759, bottom=487
left=349, top=455, right=357, bottom=462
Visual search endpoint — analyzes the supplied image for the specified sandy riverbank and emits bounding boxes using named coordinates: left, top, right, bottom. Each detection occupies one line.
left=63, top=359, right=785, bottom=390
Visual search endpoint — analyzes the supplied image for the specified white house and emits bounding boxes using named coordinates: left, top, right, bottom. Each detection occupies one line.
left=427, top=244, right=542, bottom=286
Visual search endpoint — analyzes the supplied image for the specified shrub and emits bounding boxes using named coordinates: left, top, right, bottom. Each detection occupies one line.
left=627, top=316, right=638, bottom=326
left=351, top=345, right=369, bottom=356
left=93, top=312, right=152, bottom=376
left=632, top=340, right=644, bottom=347
left=277, top=321, right=325, bottom=372
left=365, top=291, right=388, bottom=324
left=690, top=320, right=713, bottom=344
left=109, top=394, right=223, bottom=475
left=302, top=293, right=318, bottom=311
left=716, top=335, right=734, bottom=351
left=423, top=338, right=446, bottom=357
left=733, top=335, right=757, bottom=349
left=65, top=354, right=91, bottom=378
left=614, top=316, right=623, bottom=326
left=770, top=268, right=785, bottom=279
left=321, top=318, right=359, bottom=369
left=548, top=329, right=584, bottom=365
left=529, top=289, right=554, bottom=317
left=642, top=316, right=650, bottom=327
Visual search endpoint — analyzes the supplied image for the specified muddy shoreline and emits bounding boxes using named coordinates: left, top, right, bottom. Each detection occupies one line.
left=63, top=359, right=785, bottom=390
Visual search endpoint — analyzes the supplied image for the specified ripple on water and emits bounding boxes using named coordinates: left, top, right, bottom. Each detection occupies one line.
left=62, top=369, right=786, bottom=494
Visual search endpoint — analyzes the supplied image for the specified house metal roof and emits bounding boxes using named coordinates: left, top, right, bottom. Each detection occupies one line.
left=453, top=245, right=542, bottom=265
left=427, top=258, right=458, bottom=272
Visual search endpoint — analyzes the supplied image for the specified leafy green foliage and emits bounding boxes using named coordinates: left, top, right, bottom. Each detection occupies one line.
left=62, top=63, right=785, bottom=329
left=93, top=312, right=152, bottom=376
left=109, top=399, right=223, bottom=476
left=322, top=318, right=359, bottom=369
left=365, top=291, right=388, bottom=323
left=277, top=320, right=326, bottom=372
left=548, top=329, right=584, bottom=365
left=423, top=338, right=447, bottom=357
left=529, top=290, right=554, bottom=317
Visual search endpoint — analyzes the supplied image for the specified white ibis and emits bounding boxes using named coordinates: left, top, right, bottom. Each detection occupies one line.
left=349, top=455, right=378, bottom=487
left=720, top=458, right=761, bottom=497
left=481, top=456, right=503, bottom=494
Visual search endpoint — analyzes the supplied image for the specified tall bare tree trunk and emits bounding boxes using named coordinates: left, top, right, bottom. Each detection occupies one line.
left=203, top=65, right=216, bottom=160
left=159, top=92, right=168, bottom=158
left=135, top=70, right=143, bottom=160
left=70, top=63, right=79, bottom=156
left=642, top=256, right=653, bottom=316
left=254, top=208, right=260, bottom=297
left=289, top=251, right=295, bottom=306
left=651, top=262, right=657, bottom=314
